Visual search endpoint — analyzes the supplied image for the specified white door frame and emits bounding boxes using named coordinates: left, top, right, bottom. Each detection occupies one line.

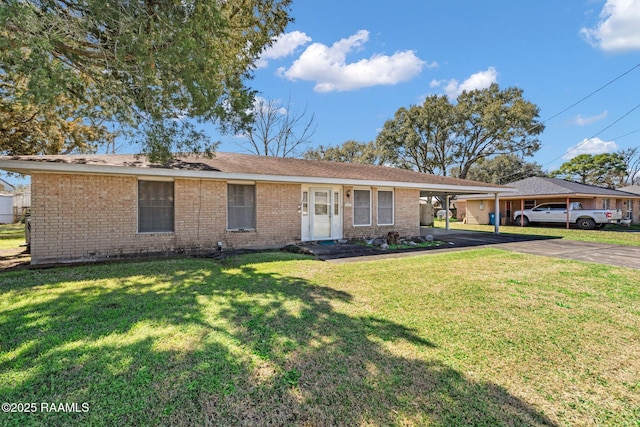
left=301, top=185, right=342, bottom=241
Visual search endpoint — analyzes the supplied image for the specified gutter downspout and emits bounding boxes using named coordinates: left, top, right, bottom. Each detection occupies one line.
left=521, top=198, right=524, bottom=227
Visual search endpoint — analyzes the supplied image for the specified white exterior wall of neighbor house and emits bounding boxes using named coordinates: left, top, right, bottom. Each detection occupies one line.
left=0, top=194, right=12, bottom=224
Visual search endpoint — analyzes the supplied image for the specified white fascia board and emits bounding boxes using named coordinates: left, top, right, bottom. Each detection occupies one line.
left=0, top=159, right=513, bottom=194
left=457, top=191, right=640, bottom=201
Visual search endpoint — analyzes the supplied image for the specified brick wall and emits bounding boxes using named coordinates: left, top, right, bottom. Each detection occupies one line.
left=342, top=186, right=419, bottom=240
left=220, top=182, right=301, bottom=250
left=30, top=174, right=301, bottom=264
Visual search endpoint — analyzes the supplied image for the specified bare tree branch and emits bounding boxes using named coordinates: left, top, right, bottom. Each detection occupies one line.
left=240, top=96, right=317, bottom=157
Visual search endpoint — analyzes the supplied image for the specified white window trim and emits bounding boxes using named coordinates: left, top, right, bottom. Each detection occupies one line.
left=377, top=189, right=394, bottom=226
left=353, top=188, right=372, bottom=227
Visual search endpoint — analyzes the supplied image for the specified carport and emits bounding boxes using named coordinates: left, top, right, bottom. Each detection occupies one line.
left=457, top=177, right=640, bottom=228
left=421, top=189, right=511, bottom=233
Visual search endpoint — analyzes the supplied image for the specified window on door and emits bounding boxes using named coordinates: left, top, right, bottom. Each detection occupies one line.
left=353, top=189, right=371, bottom=226
left=227, top=184, right=256, bottom=230
left=377, top=190, right=394, bottom=225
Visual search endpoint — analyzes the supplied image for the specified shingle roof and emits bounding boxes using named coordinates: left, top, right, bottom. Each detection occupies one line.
left=459, top=176, right=640, bottom=199
left=618, top=185, right=640, bottom=195
left=0, top=152, right=508, bottom=192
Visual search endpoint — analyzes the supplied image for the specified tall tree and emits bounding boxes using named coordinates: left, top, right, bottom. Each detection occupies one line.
left=303, top=140, right=388, bottom=165
left=376, top=84, right=544, bottom=179
left=241, top=97, right=316, bottom=157
left=0, top=77, right=114, bottom=155
left=465, top=154, right=544, bottom=184
left=0, top=0, right=292, bottom=162
left=619, top=147, right=640, bottom=186
left=376, top=95, right=455, bottom=175
left=550, top=153, right=626, bottom=188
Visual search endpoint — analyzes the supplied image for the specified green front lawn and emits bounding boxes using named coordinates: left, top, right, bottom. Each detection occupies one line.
left=1, top=250, right=639, bottom=426
left=434, top=219, right=640, bottom=246
left=0, top=223, right=25, bottom=250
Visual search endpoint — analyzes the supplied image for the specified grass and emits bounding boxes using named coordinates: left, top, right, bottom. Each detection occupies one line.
left=433, top=219, right=640, bottom=246
left=1, top=249, right=639, bottom=426
left=0, top=223, right=25, bottom=250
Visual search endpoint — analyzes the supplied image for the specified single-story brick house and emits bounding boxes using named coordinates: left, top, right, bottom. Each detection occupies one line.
left=456, top=176, right=640, bottom=226
left=0, top=152, right=512, bottom=264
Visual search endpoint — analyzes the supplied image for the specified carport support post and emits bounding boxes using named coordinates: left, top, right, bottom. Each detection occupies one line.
left=566, top=197, right=570, bottom=229
left=494, top=193, right=500, bottom=234
left=445, top=195, right=450, bottom=230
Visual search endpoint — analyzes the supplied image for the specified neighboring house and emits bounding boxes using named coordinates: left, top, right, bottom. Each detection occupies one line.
left=0, top=178, right=15, bottom=223
left=0, top=153, right=511, bottom=264
left=457, top=177, right=640, bottom=226
left=0, top=193, right=12, bottom=224
left=619, top=185, right=640, bottom=196
left=0, top=177, right=15, bottom=192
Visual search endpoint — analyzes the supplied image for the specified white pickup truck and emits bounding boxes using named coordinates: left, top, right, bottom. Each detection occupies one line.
left=513, top=202, right=622, bottom=230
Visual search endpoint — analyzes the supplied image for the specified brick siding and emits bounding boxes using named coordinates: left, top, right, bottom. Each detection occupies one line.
left=30, top=174, right=301, bottom=264
left=342, top=186, right=420, bottom=240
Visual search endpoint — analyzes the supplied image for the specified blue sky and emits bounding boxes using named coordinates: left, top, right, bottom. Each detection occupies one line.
left=2, top=0, right=640, bottom=187
left=217, top=0, right=640, bottom=173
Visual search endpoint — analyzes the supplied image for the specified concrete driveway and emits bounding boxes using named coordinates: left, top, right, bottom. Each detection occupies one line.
left=310, top=228, right=640, bottom=269
left=424, top=228, right=640, bottom=270
left=496, top=239, right=640, bottom=269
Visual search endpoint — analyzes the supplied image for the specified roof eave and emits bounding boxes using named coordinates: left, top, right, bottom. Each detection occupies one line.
left=459, top=192, right=640, bottom=200
left=0, top=158, right=512, bottom=194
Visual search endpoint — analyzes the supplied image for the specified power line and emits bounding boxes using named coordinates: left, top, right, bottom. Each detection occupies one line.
left=608, top=127, right=640, bottom=141
left=539, top=62, right=640, bottom=126
left=546, top=101, right=640, bottom=166
left=498, top=63, right=640, bottom=182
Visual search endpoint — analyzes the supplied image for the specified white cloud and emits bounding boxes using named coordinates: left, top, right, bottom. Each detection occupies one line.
left=256, top=31, right=312, bottom=68
left=562, top=137, right=620, bottom=159
left=580, top=0, right=640, bottom=51
left=431, top=67, right=499, bottom=100
left=572, top=111, right=608, bottom=126
left=280, top=30, right=426, bottom=92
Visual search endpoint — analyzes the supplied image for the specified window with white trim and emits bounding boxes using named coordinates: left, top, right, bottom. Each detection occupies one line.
left=227, top=184, right=256, bottom=230
left=353, top=189, right=371, bottom=226
left=377, top=190, right=394, bottom=225
left=138, top=180, right=174, bottom=233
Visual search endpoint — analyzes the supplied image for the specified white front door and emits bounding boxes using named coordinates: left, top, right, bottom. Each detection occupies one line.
left=311, top=188, right=332, bottom=239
